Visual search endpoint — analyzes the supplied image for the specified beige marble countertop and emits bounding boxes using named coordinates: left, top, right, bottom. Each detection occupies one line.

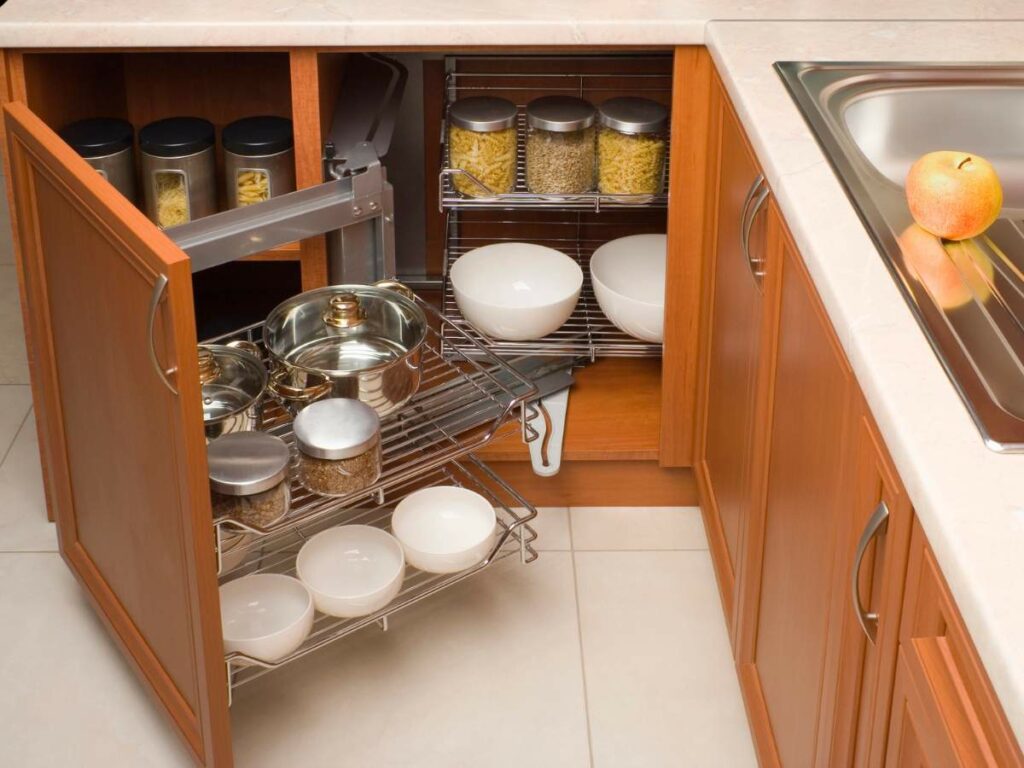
left=0, top=0, right=1022, bottom=48
left=706, top=19, right=1024, bottom=747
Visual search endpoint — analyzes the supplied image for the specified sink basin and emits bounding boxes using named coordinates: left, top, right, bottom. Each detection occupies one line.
left=778, top=63, right=1024, bottom=451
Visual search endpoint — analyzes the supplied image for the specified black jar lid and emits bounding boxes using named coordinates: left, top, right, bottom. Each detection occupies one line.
left=139, top=117, right=215, bottom=158
left=59, top=117, right=134, bottom=158
left=222, top=116, right=294, bottom=156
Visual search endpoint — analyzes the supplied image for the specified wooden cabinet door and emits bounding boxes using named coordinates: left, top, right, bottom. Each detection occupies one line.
left=696, top=81, right=773, bottom=631
left=886, top=521, right=1024, bottom=768
left=4, top=102, right=231, bottom=767
left=821, top=401, right=913, bottom=767
left=741, top=210, right=854, bottom=767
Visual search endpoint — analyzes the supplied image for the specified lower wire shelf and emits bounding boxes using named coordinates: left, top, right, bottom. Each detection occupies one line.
left=221, top=455, right=538, bottom=697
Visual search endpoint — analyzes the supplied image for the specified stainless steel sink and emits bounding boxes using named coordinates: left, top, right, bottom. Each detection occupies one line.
left=777, top=63, right=1024, bottom=452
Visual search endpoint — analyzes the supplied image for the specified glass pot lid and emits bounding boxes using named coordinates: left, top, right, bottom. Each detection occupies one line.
left=262, top=284, right=427, bottom=378
left=198, top=344, right=268, bottom=423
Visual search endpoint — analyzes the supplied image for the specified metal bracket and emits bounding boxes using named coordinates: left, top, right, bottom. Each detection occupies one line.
left=527, top=388, right=570, bottom=477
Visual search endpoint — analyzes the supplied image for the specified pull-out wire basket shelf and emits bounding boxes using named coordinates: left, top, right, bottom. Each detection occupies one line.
left=204, top=296, right=539, bottom=544
left=441, top=213, right=664, bottom=360
left=222, top=456, right=537, bottom=694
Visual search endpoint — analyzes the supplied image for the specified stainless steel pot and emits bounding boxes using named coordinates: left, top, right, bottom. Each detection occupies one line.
left=263, top=281, right=426, bottom=417
left=199, top=341, right=268, bottom=441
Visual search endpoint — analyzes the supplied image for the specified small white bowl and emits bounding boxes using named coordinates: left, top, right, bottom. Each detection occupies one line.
left=219, top=530, right=253, bottom=573
left=220, top=573, right=314, bottom=663
left=391, top=486, right=498, bottom=574
left=296, top=525, right=405, bottom=618
left=450, top=242, right=583, bottom=340
left=590, top=234, right=667, bottom=343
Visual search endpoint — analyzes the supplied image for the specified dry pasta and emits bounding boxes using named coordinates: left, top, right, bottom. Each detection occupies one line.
left=155, top=171, right=189, bottom=228
left=597, top=129, right=666, bottom=195
left=448, top=125, right=516, bottom=197
left=236, top=170, right=270, bottom=206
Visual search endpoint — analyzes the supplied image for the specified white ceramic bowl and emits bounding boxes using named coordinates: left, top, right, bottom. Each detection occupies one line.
left=220, top=573, right=314, bottom=663
left=450, top=242, right=583, bottom=340
left=590, top=233, right=667, bottom=343
left=219, top=530, right=253, bottom=573
left=391, top=486, right=498, bottom=574
left=296, top=525, right=405, bottom=618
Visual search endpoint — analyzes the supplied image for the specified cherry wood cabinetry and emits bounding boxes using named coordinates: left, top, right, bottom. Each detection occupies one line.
left=738, top=203, right=854, bottom=767
left=3, top=103, right=230, bottom=766
left=694, top=75, right=775, bottom=636
left=886, top=522, right=1024, bottom=767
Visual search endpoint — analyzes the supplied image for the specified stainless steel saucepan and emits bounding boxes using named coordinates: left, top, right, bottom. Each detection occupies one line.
left=263, top=281, right=427, bottom=417
left=199, top=341, right=268, bottom=441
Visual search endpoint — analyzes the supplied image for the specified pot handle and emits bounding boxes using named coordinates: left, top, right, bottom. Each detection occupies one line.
left=373, top=279, right=415, bottom=301
left=268, top=366, right=333, bottom=404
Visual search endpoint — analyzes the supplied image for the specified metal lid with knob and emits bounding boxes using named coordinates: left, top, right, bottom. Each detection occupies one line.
left=208, top=431, right=290, bottom=496
left=293, top=398, right=381, bottom=460
left=323, top=293, right=366, bottom=329
left=198, top=343, right=268, bottom=423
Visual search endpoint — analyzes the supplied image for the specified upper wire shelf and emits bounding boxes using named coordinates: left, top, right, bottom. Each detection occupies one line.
left=204, top=297, right=539, bottom=543
left=440, top=213, right=664, bottom=361
left=439, top=58, right=672, bottom=213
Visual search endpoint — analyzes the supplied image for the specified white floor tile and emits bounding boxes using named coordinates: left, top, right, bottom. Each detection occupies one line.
left=520, top=506, right=570, bottom=550
left=0, top=553, right=193, bottom=767
left=575, top=551, right=757, bottom=768
left=0, top=384, right=31, bottom=457
left=0, top=265, right=29, bottom=384
left=232, top=553, right=592, bottom=768
left=570, top=506, right=707, bottom=551
left=0, top=411, right=56, bottom=552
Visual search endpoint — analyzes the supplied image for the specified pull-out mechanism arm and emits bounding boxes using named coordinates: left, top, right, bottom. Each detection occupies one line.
left=167, top=53, right=407, bottom=284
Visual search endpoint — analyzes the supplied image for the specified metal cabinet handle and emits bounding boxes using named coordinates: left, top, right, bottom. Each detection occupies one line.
left=738, top=173, right=764, bottom=242
left=851, top=500, right=889, bottom=643
left=743, top=182, right=771, bottom=287
left=147, top=274, right=179, bottom=396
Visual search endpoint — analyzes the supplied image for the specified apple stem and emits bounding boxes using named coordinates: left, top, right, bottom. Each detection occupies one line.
left=957, top=156, right=973, bottom=170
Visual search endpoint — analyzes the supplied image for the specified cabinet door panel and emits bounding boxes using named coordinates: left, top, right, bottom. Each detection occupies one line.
left=4, top=102, right=231, bottom=767
left=697, top=83, right=773, bottom=630
left=752, top=222, right=852, bottom=768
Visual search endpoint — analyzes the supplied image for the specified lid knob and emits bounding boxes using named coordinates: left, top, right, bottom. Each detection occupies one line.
left=197, top=347, right=221, bottom=384
left=323, top=293, right=365, bottom=329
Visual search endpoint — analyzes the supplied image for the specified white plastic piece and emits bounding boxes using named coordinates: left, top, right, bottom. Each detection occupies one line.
left=528, top=388, right=570, bottom=477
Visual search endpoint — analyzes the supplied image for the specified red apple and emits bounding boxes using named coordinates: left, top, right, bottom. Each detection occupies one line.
left=898, top=223, right=995, bottom=310
left=905, top=151, right=1002, bottom=240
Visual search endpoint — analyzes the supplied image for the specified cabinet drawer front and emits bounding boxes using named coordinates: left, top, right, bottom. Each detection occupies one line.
left=3, top=102, right=231, bottom=766
left=894, top=522, right=1023, bottom=768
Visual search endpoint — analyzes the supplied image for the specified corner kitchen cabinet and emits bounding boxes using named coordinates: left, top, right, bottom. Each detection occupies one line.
left=693, top=73, right=776, bottom=638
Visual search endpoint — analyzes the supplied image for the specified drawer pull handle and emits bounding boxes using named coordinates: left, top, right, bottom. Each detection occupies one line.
left=742, top=179, right=771, bottom=288
left=147, top=274, right=179, bottom=396
left=852, top=500, right=889, bottom=643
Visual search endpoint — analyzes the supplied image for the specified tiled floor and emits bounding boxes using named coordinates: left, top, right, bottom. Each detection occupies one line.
left=0, top=164, right=757, bottom=766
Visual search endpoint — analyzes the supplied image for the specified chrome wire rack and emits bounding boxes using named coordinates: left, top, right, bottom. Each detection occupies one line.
left=440, top=213, right=664, bottom=360
left=204, top=297, right=539, bottom=544
left=222, top=456, right=537, bottom=695
left=438, top=57, right=671, bottom=212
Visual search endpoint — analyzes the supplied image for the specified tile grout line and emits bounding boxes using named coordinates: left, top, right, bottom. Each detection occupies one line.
left=0, top=404, right=32, bottom=468
left=567, top=511, right=597, bottom=768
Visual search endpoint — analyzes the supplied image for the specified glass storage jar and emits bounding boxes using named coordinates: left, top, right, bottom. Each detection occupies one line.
left=293, top=398, right=382, bottom=497
left=208, top=431, right=291, bottom=529
left=222, top=116, right=296, bottom=209
left=139, top=117, right=216, bottom=228
left=597, top=97, right=669, bottom=196
left=447, top=96, right=517, bottom=197
left=525, top=96, right=597, bottom=195
left=59, top=117, right=136, bottom=202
